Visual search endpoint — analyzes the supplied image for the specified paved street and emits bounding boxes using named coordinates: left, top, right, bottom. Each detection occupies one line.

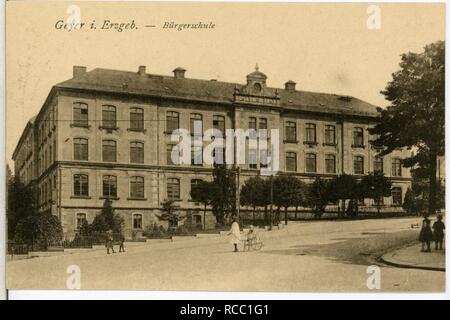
left=7, top=217, right=445, bottom=292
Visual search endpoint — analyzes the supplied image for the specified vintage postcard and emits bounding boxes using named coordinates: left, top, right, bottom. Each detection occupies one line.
left=4, top=1, right=446, bottom=295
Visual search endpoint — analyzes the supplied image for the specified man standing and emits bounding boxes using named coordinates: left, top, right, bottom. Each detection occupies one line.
left=119, top=233, right=125, bottom=253
left=229, top=216, right=241, bottom=252
left=433, top=214, right=445, bottom=250
left=106, top=230, right=115, bottom=254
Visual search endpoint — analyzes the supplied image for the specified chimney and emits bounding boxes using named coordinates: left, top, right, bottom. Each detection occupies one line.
left=285, top=80, right=296, bottom=91
left=173, top=67, right=186, bottom=79
left=138, top=65, right=146, bottom=76
left=73, top=66, right=87, bottom=78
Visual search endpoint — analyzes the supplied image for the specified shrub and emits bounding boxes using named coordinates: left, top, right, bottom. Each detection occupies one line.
left=14, top=213, right=63, bottom=250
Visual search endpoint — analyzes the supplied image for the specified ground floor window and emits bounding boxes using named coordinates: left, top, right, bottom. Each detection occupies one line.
left=133, top=214, right=143, bottom=229
left=391, top=187, right=402, bottom=206
left=76, top=213, right=87, bottom=229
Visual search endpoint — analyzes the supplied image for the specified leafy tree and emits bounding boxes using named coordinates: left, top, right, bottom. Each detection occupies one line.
left=240, top=176, right=270, bottom=225
left=402, top=187, right=417, bottom=215
left=159, top=199, right=179, bottom=229
left=369, top=41, right=444, bottom=216
left=360, top=173, right=392, bottom=214
left=306, top=178, right=330, bottom=218
left=14, top=213, right=63, bottom=250
left=90, top=199, right=123, bottom=234
left=7, top=175, right=36, bottom=240
left=190, top=180, right=216, bottom=230
left=211, top=165, right=236, bottom=226
left=328, top=174, right=358, bottom=215
left=273, top=175, right=306, bottom=225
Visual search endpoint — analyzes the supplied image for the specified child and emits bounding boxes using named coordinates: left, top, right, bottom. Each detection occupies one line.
left=244, top=227, right=257, bottom=251
left=432, top=214, right=445, bottom=250
left=419, top=217, right=433, bottom=252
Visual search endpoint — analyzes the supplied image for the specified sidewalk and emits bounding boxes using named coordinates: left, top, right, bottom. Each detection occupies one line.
left=381, top=243, right=445, bottom=272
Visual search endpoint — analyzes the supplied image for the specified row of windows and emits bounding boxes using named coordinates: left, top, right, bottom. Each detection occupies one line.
left=73, top=103, right=145, bottom=130
left=73, top=174, right=145, bottom=198
left=285, top=153, right=402, bottom=176
left=284, top=122, right=365, bottom=147
left=73, top=139, right=144, bottom=163
left=167, top=111, right=226, bottom=134
left=76, top=213, right=143, bottom=230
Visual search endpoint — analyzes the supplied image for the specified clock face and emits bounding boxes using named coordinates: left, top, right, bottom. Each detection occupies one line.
left=253, top=83, right=262, bottom=93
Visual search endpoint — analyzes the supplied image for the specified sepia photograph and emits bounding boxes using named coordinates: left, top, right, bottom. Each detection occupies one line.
left=3, top=1, right=447, bottom=296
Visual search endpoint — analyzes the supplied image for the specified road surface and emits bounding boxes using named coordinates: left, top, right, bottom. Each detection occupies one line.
left=6, top=217, right=445, bottom=292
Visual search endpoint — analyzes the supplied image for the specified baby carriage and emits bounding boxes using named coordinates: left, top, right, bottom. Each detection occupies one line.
left=242, top=229, right=264, bottom=251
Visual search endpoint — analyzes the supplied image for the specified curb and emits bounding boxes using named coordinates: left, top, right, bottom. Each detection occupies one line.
left=378, top=253, right=445, bottom=272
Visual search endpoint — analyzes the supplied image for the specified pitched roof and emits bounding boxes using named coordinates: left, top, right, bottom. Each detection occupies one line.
left=55, top=68, right=379, bottom=118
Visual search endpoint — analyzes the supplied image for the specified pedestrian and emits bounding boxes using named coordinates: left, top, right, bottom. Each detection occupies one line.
left=228, top=216, right=241, bottom=252
left=432, top=214, right=445, bottom=250
left=106, top=230, right=115, bottom=254
left=419, top=217, right=433, bottom=252
left=119, top=233, right=125, bottom=253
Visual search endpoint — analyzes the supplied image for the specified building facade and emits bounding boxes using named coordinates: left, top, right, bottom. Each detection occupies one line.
left=12, top=65, right=412, bottom=240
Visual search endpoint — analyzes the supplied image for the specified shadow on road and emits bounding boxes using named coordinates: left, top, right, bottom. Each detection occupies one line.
left=261, top=230, right=419, bottom=267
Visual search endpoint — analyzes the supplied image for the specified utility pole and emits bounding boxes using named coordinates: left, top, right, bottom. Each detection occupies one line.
left=269, top=174, right=274, bottom=231
left=236, top=166, right=241, bottom=223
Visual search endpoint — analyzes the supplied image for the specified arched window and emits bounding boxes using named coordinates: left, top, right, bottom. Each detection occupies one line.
left=325, top=154, right=336, bottom=173
left=353, top=127, right=364, bottom=147
left=130, top=141, right=144, bottom=164
left=285, top=152, right=297, bottom=172
left=130, top=107, right=144, bottom=130
left=76, top=213, right=87, bottom=229
left=73, top=138, right=88, bottom=160
left=167, top=178, right=180, bottom=200
left=305, top=153, right=317, bottom=173
left=324, top=125, right=336, bottom=145
left=354, top=156, right=364, bottom=175
left=285, top=121, right=297, bottom=142
left=130, top=176, right=144, bottom=199
left=103, top=175, right=117, bottom=198
left=102, top=105, right=117, bottom=128
left=73, top=174, right=89, bottom=196
left=166, top=111, right=179, bottom=133
left=305, top=123, right=316, bottom=143
left=133, top=214, right=143, bottom=229
left=73, top=102, right=88, bottom=126
left=102, top=140, right=117, bottom=162
left=190, top=113, right=203, bottom=136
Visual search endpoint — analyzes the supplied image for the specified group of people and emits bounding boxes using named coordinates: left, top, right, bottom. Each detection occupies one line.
left=419, top=214, right=445, bottom=252
left=228, top=217, right=258, bottom=252
left=105, top=230, right=125, bottom=254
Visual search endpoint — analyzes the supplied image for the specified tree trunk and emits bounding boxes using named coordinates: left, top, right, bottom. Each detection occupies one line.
left=252, top=205, right=256, bottom=226
left=284, top=206, right=288, bottom=225
left=295, top=206, right=298, bottom=219
left=204, top=204, right=207, bottom=230
left=428, top=151, right=438, bottom=217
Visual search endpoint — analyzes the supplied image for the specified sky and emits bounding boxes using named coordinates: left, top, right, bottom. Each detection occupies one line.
left=6, top=2, right=445, bottom=169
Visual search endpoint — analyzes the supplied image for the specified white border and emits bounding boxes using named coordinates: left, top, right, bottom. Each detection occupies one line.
left=2, top=0, right=449, bottom=300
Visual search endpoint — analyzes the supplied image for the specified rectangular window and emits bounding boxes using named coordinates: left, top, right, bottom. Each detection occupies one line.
left=73, top=138, right=88, bottom=160
left=392, top=187, right=402, bottom=206
left=191, top=145, right=203, bottom=166
left=130, top=141, right=144, bottom=164
left=190, top=113, right=203, bottom=136
left=167, top=178, right=180, bottom=200
left=325, top=154, right=336, bottom=173
left=285, top=152, right=297, bottom=172
left=353, top=127, right=364, bottom=147
left=392, top=158, right=402, bottom=177
left=374, top=157, right=384, bottom=174
left=249, top=148, right=257, bottom=169
left=130, top=107, right=144, bottom=130
left=249, top=117, right=257, bottom=130
left=305, top=153, right=317, bottom=173
left=167, top=144, right=177, bottom=165
left=166, top=111, right=179, bottom=133
left=73, top=174, right=89, bottom=197
left=324, top=125, right=336, bottom=145
left=73, top=102, right=88, bottom=126
left=76, top=213, right=87, bottom=229
left=103, top=175, right=117, bottom=198
left=305, top=123, right=316, bottom=143
left=102, top=105, right=117, bottom=128
left=130, top=176, right=144, bottom=199
left=285, top=122, right=297, bottom=142
left=102, top=140, right=117, bottom=162
left=133, top=214, right=143, bottom=229
left=213, top=115, right=225, bottom=134
left=354, top=156, right=364, bottom=175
